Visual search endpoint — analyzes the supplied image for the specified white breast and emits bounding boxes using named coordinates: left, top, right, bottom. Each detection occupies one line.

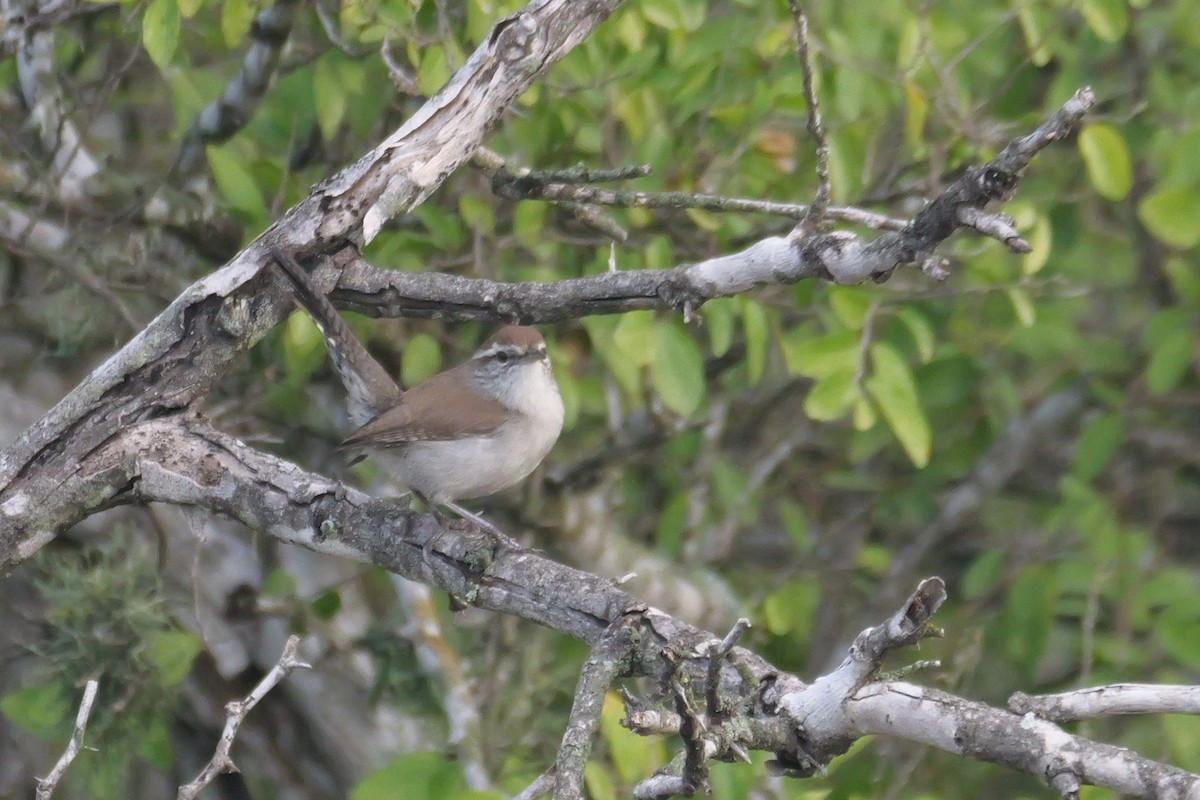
left=389, top=360, right=563, bottom=502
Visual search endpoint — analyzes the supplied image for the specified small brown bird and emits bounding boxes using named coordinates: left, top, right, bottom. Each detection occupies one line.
left=272, top=251, right=563, bottom=535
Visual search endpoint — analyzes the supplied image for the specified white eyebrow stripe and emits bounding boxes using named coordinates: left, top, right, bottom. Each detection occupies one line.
left=475, top=342, right=524, bottom=359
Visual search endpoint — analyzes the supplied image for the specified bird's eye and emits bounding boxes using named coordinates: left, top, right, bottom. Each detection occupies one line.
left=495, top=351, right=511, bottom=365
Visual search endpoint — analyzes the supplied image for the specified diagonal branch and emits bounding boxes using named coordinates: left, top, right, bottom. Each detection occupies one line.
left=0, top=0, right=626, bottom=567
left=554, top=614, right=642, bottom=800
left=35, top=679, right=99, bottom=800
left=177, top=635, right=312, bottom=800
left=174, top=0, right=303, bottom=176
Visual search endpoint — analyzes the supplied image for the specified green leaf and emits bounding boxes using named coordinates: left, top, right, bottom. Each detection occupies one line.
left=1138, top=187, right=1200, bottom=249
left=283, top=310, right=324, bottom=383
left=740, top=298, right=769, bottom=384
left=459, top=195, right=495, bottom=235
left=513, top=202, right=548, bottom=250
left=803, top=367, right=857, bottom=421
left=1078, top=123, right=1133, bottom=201
left=600, top=691, right=663, bottom=784
left=783, top=329, right=859, bottom=378
left=762, top=580, right=817, bottom=636
left=1078, top=0, right=1128, bottom=42
left=401, top=333, right=442, bottom=388
left=1021, top=212, right=1053, bottom=275
left=142, top=0, right=180, bottom=69
left=1007, top=287, right=1036, bottom=327
left=417, top=46, right=450, bottom=96
left=1003, top=565, right=1059, bottom=676
left=206, top=145, right=267, bottom=220
left=1016, top=3, right=1055, bottom=66
left=352, top=752, right=465, bottom=800
left=1071, top=414, right=1125, bottom=481
left=896, top=308, right=935, bottom=363
left=865, top=342, right=931, bottom=467
left=175, top=0, right=201, bottom=19
left=313, top=57, right=349, bottom=142
left=903, top=79, right=928, bottom=150
left=651, top=323, right=705, bottom=416
left=220, top=0, right=255, bottom=47
left=777, top=499, right=811, bottom=551
left=261, top=567, right=297, bottom=598
left=147, top=630, right=203, bottom=686
left=1156, top=611, right=1200, bottom=670
left=961, top=550, right=1004, bottom=600
left=311, top=589, right=342, bottom=620
left=583, top=762, right=617, bottom=800
left=1, top=683, right=69, bottom=740
left=1145, top=327, right=1194, bottom=395
left=137, top=716, right=175, bottom=769
left=700, top=298, right=735, bottom=357
left=829, top=287, right=874, bottom=329
left=612, top=311, right=657, bottom=367
left=852, top=395, right=876, bottom=430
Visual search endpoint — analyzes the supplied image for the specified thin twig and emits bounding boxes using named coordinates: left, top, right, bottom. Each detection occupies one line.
left=492, top=179, right=905, bottom=230
left=36, top=678, right=99, bottom=800
left=789, top=0, right=831, bottom=229
left=177, top=635, right=311, bottom=800
left=509, top=163, right=652, bottom=184
left=514, top=766, right=558, bottom=800
left=670, top=672, right=708, bottom=794
left=704, top=618, right=750, bottom=719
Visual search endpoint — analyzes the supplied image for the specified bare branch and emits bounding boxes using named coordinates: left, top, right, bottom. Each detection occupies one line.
left=3, top=414, right=1192, bottom=798
left=1010, top=684, right=1200, bottom=723
left=13, top=0, right=101, bottom=201
left=177, top=635, right=312, bottom=800
left=491, top=179, right=905, bottom=231
left=853, top=577, right=946, bottom=665
left=325, top=90, right=1094, bottom=327
left=704, top=617, right=750, bottom=719
left=174, top=0, right=302, bottom=176
left=35, top=679, right=99, bottom=800
left=842, top=683, right=1200, bottom=800
left=788, top=0, right=831, bottom=229
left=514, top=767, right=558, bottom=800
left=554, top=614, right=641, bottom=800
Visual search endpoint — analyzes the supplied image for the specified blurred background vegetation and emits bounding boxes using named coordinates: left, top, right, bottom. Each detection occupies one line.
left=1, top=0, right=1198, bottom=797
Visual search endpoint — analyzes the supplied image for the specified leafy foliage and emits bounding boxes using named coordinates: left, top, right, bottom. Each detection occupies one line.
left=3, top=0, right=1200, bottom=796
left=2, top=541, right=199, bottom=794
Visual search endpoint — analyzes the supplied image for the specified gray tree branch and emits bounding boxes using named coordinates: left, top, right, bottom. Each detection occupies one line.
left=5, top=416, right=1193, bottom=798
left=325, top=89, right=1094, bottom=326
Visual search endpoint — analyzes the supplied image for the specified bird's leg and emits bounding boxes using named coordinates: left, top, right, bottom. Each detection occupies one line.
left=411, top=490, right=448, bottom=566
left=443, top=501, right=522, bottom=550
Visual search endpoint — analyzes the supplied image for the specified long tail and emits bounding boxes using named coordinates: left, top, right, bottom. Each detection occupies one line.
left=270, top=249, right=400, bottom=425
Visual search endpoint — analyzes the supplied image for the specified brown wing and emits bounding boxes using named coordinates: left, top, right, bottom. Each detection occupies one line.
left=339, top=368, right=507, bottom=450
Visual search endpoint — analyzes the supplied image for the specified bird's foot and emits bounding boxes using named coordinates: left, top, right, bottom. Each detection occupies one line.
left=444, top=501, right=522, bottom=550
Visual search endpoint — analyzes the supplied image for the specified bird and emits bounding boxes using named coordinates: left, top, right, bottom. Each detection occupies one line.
left=270, top=249, right=563, bottom=542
